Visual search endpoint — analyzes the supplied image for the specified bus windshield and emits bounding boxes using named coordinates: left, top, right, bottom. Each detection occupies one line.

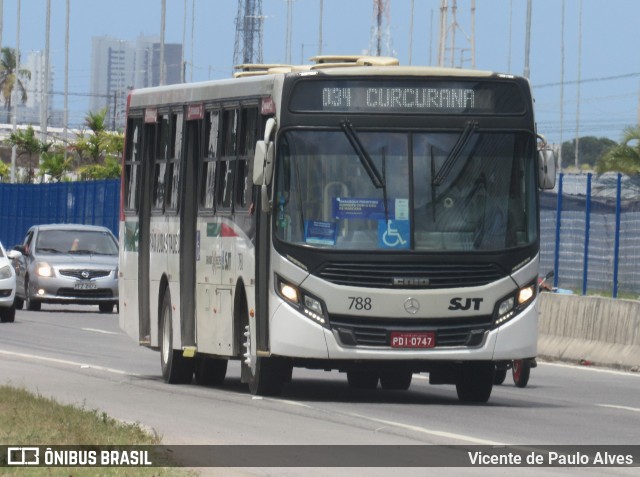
left=274, top=129, right=537, bottom=252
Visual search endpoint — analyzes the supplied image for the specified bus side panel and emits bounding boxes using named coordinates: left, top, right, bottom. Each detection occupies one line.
left=119, top=219, right=141, bottom=342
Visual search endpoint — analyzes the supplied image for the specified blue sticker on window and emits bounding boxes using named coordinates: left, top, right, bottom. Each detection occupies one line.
left=304, top=220, right=337, bottom=245
left=378, top=220, right=410, bottom=249
left=333, top=198, right=391, bottom=220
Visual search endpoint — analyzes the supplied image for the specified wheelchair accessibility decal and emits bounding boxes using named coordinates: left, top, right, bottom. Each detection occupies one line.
left=378, top=219, right=410, bottom=249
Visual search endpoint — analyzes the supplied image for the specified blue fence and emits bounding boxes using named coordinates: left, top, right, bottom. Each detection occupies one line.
left=540, top=173, right=640, bottom=298
left=0, top=180, right=120, bottom=249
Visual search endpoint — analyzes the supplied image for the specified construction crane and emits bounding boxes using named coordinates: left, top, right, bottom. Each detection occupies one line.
left=233, top=0, right=264, bottom=67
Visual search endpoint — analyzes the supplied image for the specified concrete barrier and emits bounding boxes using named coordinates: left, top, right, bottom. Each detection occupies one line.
left=538, top=293, right=640, bottom=371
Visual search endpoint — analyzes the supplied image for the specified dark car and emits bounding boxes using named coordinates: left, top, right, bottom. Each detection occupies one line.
left=12, top=224, right=119, bottom=313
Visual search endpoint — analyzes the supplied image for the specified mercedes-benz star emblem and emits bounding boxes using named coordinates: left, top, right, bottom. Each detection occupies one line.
left=404, top=298, right=420, bottom=314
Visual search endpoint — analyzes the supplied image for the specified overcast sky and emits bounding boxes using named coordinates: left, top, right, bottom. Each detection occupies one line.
left=2, top=0, right=639, bottom=144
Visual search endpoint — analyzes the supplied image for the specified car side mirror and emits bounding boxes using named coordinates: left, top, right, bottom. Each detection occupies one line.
left=7, top=249, right=22, bottom=260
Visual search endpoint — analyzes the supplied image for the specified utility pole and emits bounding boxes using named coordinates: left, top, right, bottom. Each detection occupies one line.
left=10, top=0, right=21, bottom=183
left=523, top=0, right=531, bottom=78
left=574, top=0, right=583, bottom=169
left=408, top=0, right=414, bottom=64
left=559, top=0, right=565, bottom=170
left=285, top=0, right=293, bottom=63
left=437, top=0, right=475, bottom=68
left=369, top=0, right=392, bottom=57
left=41, top=0, right=51, bottom=144
left=318, top=0, right=323, bottom=56
left=160, top=0, right=166, bottom=86
left=64, top=0, right=70, bottom=158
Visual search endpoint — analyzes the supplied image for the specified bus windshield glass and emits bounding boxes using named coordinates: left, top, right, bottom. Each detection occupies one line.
left=274, top=129, right=537, bottom=252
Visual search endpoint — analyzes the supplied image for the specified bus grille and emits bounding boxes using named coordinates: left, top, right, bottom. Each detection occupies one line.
left=315, top=262, right=505, bottom=288
left=329, top=315, right=493, bottom=348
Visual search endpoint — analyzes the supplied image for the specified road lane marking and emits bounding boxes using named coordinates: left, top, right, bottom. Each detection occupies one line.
left=271, top=397, right=504, bottom=445
left=598, top=404, right=640, bottom=414
left=541, top=361, right=640, bottom=377
left=82, top=328, right=119, bottom=335
left=0, top=349, right=138, bottom=377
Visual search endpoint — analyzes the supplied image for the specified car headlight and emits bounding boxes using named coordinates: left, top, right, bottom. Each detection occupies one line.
left=275, top=275, right=328, bottom=326
left=36, top=262, right=55, bottom=277
left=0, top=265, right=12, bottom=280
left=494, top=281, right=537, bottom=327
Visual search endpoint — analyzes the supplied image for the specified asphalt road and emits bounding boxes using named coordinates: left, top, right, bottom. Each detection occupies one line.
left=0, top=305, right=638, bottom=476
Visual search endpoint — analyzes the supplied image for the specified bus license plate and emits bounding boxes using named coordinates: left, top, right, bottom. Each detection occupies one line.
left=74, top=281, right=97, bottom=290
left=390, top=332, right=436, bottom=349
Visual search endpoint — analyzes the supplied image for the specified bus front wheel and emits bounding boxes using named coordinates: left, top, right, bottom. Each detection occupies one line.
left=239, top=297, right=291, bottom=396
left=455, top=362, right=494, bottom=403
left=160, top=288, right=194, bottom=384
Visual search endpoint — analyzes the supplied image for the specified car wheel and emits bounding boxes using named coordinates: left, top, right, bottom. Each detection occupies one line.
left=14, top=297, right=24, bottom=310
left=25, top=277, right=41, bottom=312
left=99, top=303, right=114, bottom=313
left=0, top=305, right=15, bottom=323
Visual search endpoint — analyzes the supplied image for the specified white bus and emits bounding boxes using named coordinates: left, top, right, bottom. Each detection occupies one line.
left=119, top=56, right=556, bottom=403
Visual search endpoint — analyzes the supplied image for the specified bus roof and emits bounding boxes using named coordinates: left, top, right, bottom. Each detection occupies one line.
left=128, top=55, right=515, bottom=109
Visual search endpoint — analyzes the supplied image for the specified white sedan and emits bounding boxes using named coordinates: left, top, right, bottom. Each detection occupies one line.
left=0, top=242, right=21, bottom=323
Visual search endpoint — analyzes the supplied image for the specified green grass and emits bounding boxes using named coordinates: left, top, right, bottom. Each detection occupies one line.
left=0, top=385, right=194, bottom=476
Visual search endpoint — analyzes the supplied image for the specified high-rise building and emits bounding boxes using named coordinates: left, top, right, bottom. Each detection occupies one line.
left=19, top=51, right=55, bottom=126
left=90, top=35, right=183, bottom=129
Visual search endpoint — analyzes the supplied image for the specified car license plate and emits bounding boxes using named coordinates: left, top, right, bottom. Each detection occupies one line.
left=74, top=281, right=97, bottom=290
left=390, top=331, right=436, bottom=349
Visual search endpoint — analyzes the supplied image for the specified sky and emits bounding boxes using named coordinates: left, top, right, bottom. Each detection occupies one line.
left=1, top=0, right=639, bottom=146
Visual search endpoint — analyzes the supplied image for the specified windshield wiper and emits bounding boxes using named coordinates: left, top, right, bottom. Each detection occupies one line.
left=432, top=120, right=478, bottom=186
left=340, top=120, right=385, bottom=189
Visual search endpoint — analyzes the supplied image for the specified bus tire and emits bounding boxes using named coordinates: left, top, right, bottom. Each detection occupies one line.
left=160, top=288, right=194, bottom=384
left=238, top=294, right=290, bottom=396
left=494, top=368, right=508, bottom=385
left=380, top=371, right=412, bottom=390
left=195, top=356, right=227, bottom=386
left=347, top=371, right=379, bottom=390
left=512, top=359, right=531, bottom=388
left=456, top=362, right=494, bottom=403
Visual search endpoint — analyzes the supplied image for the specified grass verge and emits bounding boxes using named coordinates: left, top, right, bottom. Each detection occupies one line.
left=0, top=385, right=194, bottom=476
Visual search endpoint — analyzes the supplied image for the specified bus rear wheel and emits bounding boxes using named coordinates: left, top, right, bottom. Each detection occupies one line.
left=195, top=356, right=227, bottom=386
left=456, top=362, right=494, bottom=403
left=160, top=288, right=194, bottom=384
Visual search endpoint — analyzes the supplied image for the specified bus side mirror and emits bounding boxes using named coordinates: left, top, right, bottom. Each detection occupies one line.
left=253, top=118, right=276, bottom=186
left=538, top=148, right=556, bottom=190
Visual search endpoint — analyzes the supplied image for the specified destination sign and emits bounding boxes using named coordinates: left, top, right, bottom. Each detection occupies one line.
left=289, top=80, right=526, bottom=115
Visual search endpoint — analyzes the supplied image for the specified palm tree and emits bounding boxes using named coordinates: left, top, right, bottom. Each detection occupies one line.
left=596, top=126, right=640, bottom=175
left=0, top=47, right=31, bottom=123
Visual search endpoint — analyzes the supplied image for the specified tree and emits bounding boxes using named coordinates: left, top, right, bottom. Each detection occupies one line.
left=5, top=126, right=47, bottom=182
left=596, top=126, right=640, bottom=175
left=0, top=161, right=9, bottom=181
left=72, top=108, right=123, bottom=180
left=39, top=147, right=74, bottom=182
left=0, top=47, right=31, bottom=123
left=560, top=136, right=617, bottom=170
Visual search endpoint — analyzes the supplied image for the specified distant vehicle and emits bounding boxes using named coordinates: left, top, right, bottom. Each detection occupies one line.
left=12, top=224, right=119, bottom=313
left=0, top=242, right=21, bottom=323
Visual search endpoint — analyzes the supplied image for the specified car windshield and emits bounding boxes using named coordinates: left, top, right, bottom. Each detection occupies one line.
left=35, top=229, right=118, bottom=255
left=274, top=130, right=537, bottom=252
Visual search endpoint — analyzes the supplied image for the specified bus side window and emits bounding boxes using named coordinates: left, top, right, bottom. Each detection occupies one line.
left=217, top=109, right=238, bottom=210
left=153, top=113, right=171, bottom=212
left=235, top=106, right=258, bottom=210
left=200, top=110, right=219, bottom=211
left=124, top=116, right=143, bottom=212
left=166, top=112, right=183, bottom=212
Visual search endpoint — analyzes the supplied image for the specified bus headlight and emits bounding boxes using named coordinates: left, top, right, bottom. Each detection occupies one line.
left=494, top=281, right=537, bottom=328
left=275, top=275, right=328, bottom=326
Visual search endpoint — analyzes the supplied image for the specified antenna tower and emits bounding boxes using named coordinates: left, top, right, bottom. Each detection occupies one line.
left=233, top=0, right=264, bottom=67
left=437, top=0, right=476, bottom=68
left=369, top=0, right=393, bottom=57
